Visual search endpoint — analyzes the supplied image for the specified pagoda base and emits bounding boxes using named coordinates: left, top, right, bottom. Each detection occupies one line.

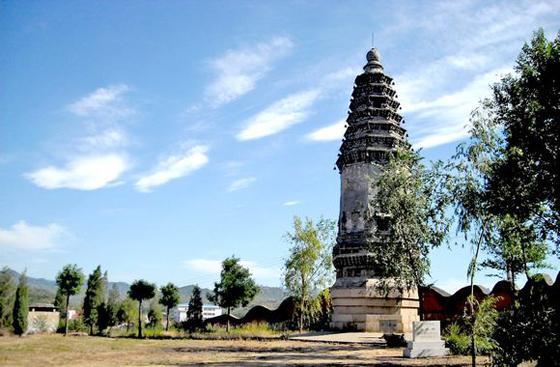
left=330, top=278, right=419, bottom=333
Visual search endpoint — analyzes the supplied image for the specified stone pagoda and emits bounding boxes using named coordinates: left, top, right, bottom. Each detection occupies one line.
left=330, top=48, right=419, bottom=333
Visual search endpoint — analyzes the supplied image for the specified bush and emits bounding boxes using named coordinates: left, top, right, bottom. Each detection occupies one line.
left=58, top=317, right=87, bottom=333
left=444, top=323, right=471, bottom=355
left=443, top=322, right=495, bottom=356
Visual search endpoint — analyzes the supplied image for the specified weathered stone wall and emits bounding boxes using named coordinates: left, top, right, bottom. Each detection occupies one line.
left=338, top=163, right=380, bottom=235
left=27, top=311, right=60, bottom=334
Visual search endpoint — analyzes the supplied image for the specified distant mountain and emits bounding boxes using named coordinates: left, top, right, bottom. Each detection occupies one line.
left=3, top=268, right=287, bottom=313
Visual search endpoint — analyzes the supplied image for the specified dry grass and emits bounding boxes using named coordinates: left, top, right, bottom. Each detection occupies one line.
left=0, top=334, right=489, bottom=366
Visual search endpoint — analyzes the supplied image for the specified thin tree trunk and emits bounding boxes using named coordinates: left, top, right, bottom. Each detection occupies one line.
left=226, top=307, right=230, bottom=333
left=300, top=274, right=306, bottom=334
left=64, top=294, right=70, bottom=336
left=469, top=222, right=486, bottom=367
left=166, top=306, right=170, bottom=332
left=138, top=300, right=142, bottom=338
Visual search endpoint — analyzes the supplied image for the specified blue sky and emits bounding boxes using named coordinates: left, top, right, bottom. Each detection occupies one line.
left=1, top=0, right=559, bottom=293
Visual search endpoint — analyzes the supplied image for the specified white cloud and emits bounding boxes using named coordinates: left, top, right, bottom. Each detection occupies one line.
left=227, top=177, right=256, bottom=192
left=405, top=66, right=511, bottom=149
left=0, top=221, right=66, bottom=250
left=380, top=0, right=560, bottom=150
left=183, top=258, right=278, bottom=282
left=26, top=154, right=129, bottom=190
left=206, top=37, right=293, bottom=106
left=307, top=119, right=346, bottom=142
left=282, top=200, right=301, bottom=207
left=237, top=89, right=321, bottom=141
left=68, top=84, right=133, bottom=118
left=135, top=145, right=209, bottom=193
left=81, top=128, right=128, bottom=149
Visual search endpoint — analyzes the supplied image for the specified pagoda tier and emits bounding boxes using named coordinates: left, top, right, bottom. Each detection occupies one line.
left=336, top=49, right=406, bottom=171
left=333, top=48, right=407, bottom=280
left=330, top=48, right=419, bottom=333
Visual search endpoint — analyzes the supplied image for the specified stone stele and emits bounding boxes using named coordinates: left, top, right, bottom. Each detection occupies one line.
left=403, top=321, right=449, bottom=358
left=330, top=47, right=419, bottom=333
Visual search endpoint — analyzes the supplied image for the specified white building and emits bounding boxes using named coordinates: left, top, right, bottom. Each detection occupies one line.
left=172, top=303, right=222, bottom=322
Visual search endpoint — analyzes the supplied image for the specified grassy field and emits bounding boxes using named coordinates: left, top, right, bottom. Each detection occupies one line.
left=0, top=334, right=489, bottom=366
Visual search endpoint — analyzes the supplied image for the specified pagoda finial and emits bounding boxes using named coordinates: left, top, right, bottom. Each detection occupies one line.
left=364, top=48, right=383, bottom=73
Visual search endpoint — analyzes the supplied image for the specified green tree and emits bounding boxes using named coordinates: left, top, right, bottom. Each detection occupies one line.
left=96, top=301, right=117, bottom=335
left=480, top=214, right=549, bottom=284
left=484, top=29, right=560, bottom=242
left=12, top=271, right=28, bottom=336
left=128, top=280, right=156, bottom=338
left=83, top=266, right=105, bottom=335
left=159, top=283, right=180, bottom=331
left=97, top=283, right=120, bottom=335
left=186, top=285, right=204, bottom=331
left=53, top=287, right=65, bottom=311
left=309, top=289, right=333, bottom=331
left=374, top=148, right=450, bottom=316
left=283, top=216, right=335, bottom=333
left=55, top=264, right=84, bottom=336
left=116, top=297, right=137, bottom=333
left=0, top=267, right=15, bottom=329
left=209, top=256, right=258, bottom=332
left=147, top=302, right=163, bottom=329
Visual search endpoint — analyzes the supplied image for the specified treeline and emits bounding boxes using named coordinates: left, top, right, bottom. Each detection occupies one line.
left=0, top=213, right=337, bottom=339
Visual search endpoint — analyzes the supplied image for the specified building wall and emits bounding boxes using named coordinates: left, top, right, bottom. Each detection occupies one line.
left=27, top=311, right=60, bottom=334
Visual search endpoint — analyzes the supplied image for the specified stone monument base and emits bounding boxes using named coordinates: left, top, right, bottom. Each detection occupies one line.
left=330, top=278, right=419, bottom=333
left=403, top=321, right=449, bottom=358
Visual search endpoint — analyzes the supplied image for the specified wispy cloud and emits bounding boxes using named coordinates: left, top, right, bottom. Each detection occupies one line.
left=405, top=66, right=511, bottom=149
left=306, top=119, right=346, bottom=142
left=26, top=154, right=129, bottom=190
left=80, top=128, right=129, bottom=149
left=206, top=37, right=293, bottom=107
left=29, top=85, right=136, bottom=191
left=0, top=221, right=66, bottom=250
left=68, top=84, right=133, bottom=118
left=237, top=89, right=320, bottom=141
left=183, top=258, right=277, bottom=282
left=227, top=176, right=256, bottom=192
left=382, top=0, right=560, bottom=149
left=135, top=145, right=209, bottom=193
left=282, top=200, right=300, bottom=207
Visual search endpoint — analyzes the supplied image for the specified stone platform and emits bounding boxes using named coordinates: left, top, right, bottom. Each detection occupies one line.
left=331, top=278, right=420, bottom=333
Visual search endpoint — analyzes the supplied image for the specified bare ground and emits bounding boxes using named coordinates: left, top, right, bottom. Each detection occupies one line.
left=0, top=334, right=489, bottom=366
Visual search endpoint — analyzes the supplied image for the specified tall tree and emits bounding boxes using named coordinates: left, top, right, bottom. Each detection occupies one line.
left=0, top=267, right=15, bottom=329
left=128, top=280, right=156, bottom=338
left=97, top=282, right=120, bottom=335
left=83, top=266, right=104, bottom=335
left=209, top=256, right=258, bottom=332
left=12, top=271, right=28, bottom=336
left=374, top=148, right=450, bottom=317
left=55, top=264, right=84, bottom=336
left=159, top=283, right=180, bottom=331
left=283, top=216, right=336, bottom=333
left=485, top=29, right=560, bottom=243
left=187, top=285, right=204, bottom=331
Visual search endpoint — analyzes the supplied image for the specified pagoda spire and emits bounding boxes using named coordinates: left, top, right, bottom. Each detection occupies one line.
left=336, top=48, right=406, bottom=172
